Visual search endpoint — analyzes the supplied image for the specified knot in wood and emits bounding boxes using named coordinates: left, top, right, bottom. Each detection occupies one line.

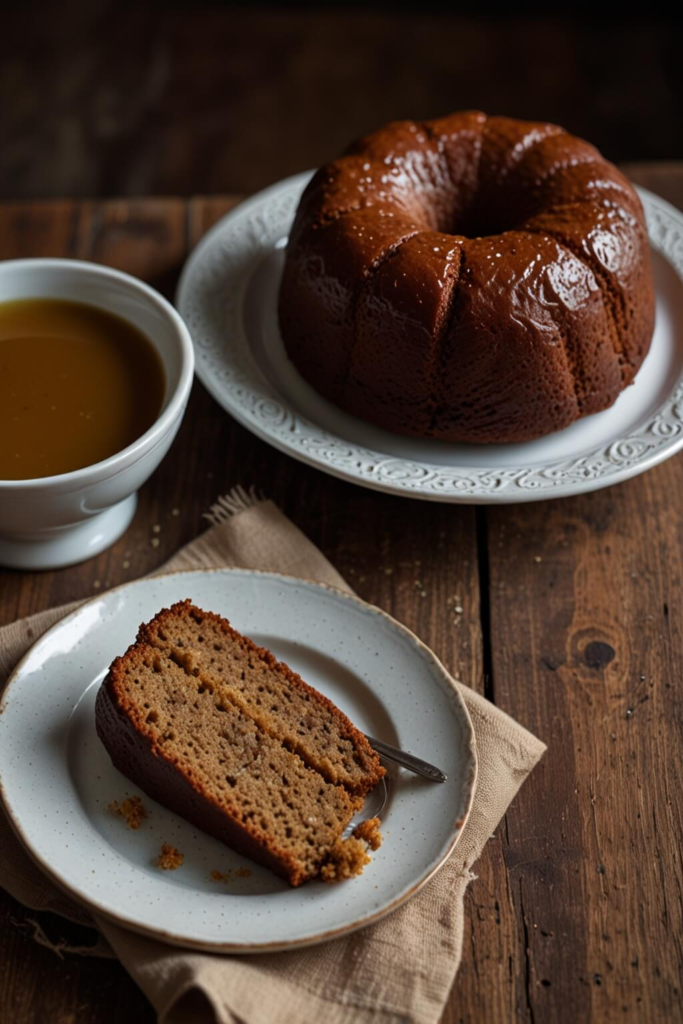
left=583, top=640, right=616, bottom=670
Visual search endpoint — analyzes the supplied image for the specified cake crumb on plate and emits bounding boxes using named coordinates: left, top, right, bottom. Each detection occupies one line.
left=211, top=867, right=253, bottom=882
left=157, top=843, right=184, bottom=870
left=108, top=795, right=147, bottom=830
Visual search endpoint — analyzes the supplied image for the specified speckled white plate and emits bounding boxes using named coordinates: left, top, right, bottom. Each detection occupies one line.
left=0, top=568, right=476, bottom=953
left=178, top=177, right=683, bottom=502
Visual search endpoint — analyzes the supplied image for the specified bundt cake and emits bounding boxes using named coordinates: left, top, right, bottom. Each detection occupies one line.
left=96, top=600, right=385, bottom=886
left=278, top=113, right=655, bottom=443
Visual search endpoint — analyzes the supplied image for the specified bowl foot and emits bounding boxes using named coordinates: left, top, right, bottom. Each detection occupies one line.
left=0, top=494, right=138, bottom=571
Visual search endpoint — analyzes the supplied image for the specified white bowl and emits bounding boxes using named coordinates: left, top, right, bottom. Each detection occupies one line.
left=0, top=259, right=194, bottom=570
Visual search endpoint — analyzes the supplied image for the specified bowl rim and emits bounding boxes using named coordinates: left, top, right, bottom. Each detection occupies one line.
left=0, top=258, right=195, bottom=490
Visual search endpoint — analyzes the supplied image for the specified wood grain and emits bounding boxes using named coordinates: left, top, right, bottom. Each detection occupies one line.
left=0, top=170, right=681, bottom=1022
left=0, top=6, right=681, bottom=202
left=484, top=466, right=683, bottom=1021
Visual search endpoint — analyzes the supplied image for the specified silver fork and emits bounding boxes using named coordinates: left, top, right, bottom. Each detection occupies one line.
left=365, top=735, right=447, bottom=783
left=343, top=738, right=447, bottom=838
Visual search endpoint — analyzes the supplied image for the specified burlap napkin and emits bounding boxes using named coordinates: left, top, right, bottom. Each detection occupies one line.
left=0, top=492, right=546, bottom=1024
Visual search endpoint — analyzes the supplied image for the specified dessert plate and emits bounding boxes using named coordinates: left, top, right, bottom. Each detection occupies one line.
left=0, top=569, right=476, bottom=953
left=177, top=175, right=683, bottom=502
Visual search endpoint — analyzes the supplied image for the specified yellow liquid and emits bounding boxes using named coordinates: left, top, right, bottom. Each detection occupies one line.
left=0, top=298, right=165, bottom=480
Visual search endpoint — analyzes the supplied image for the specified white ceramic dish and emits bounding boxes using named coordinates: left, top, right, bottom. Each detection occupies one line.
left=177, top=176, right=683, bottom=503
left=0, top=259, right=194, bottom=569
left=0, top=568, right=476, bottom=953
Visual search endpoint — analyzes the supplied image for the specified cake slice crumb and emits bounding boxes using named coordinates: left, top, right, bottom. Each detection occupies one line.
left=320, top=818, right=383, bottom=882
left=97, top=599, right=386, bottom=886
left=108, top=795, right=147, bottom=830
left=157, top=843, right=184, bottom=870
left=353, top=816, right=383, bottom=851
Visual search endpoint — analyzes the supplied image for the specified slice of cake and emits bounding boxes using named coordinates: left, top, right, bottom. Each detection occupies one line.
left=95, top=600, right=385, bottom=886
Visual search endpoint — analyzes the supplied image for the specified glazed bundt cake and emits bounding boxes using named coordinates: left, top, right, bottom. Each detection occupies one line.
left=278, top=112, right=655, bottom=443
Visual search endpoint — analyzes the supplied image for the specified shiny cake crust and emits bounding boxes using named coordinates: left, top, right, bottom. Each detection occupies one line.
left=278, top=112, right=655, bottom=443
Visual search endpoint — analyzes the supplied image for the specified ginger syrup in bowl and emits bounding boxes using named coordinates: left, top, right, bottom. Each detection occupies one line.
left=0, top=298, right=165, bottom=480
left=0, top=257, right=194, bottom=570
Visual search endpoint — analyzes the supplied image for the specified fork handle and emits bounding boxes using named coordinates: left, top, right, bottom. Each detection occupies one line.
left=365, top=735, right=448, bottom=783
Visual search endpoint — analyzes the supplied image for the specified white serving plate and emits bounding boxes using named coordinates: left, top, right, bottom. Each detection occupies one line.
left=177, top=176, right=683, bottom=503
left=0, top=569, right=476, bottom=953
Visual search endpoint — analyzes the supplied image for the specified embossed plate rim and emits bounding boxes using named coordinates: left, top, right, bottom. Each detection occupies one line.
left=177, top=177, right=683, bottom=503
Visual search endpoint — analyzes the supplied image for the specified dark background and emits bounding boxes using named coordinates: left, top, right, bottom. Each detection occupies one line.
left=1, top=0, right=681, bottom=201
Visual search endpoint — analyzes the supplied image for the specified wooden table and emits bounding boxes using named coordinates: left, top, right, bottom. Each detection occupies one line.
left=1, top=166, right=681, bottom=1023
